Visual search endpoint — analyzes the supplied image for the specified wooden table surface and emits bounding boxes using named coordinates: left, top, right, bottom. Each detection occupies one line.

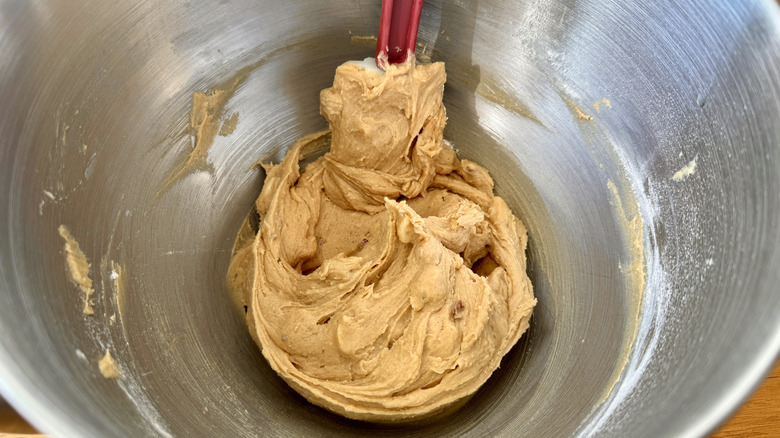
left=711, top=360, right=780, bottom=437
left=1, top=361, right=778, bottom=436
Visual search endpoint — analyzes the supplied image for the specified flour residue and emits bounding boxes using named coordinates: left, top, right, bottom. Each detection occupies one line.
left=98, top=350, right=120, bottom=379
left=672, top=156, right=697, bottom=181
left=58, top=225, right=95, bottom=315
left=40, top=190, right=58, bottom=215
left=110, top=262, right=127, bottom=324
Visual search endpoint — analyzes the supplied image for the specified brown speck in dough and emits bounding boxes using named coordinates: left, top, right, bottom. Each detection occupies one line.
left=98, top=350, right=120, bottom=379
left=58, top=225, right=95, bottom=315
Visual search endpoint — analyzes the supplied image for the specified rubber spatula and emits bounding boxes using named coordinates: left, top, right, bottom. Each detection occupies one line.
left=375, top=0, right=425, bottom=69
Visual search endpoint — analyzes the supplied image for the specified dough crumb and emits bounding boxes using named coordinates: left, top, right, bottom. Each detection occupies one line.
left=592, top=97, right=612, bottom=113
left=58, top=225, right=95, bottom=315
left=98, top=350, right=120, bottom=379
left=705, top=258, right=714, bottom=266
left=672, top=156, right=697, bottom=181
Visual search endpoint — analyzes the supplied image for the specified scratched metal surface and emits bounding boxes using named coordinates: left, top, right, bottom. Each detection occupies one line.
left=0, top=0, right=779, bottom=437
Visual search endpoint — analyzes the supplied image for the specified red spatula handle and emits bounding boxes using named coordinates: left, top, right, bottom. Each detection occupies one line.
left=376, top=0, right=424, bottom=69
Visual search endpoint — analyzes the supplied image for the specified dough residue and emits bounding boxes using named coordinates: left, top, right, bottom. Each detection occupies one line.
left=672, top=156, right=697, bottom=181
left=228, top=60, right=536, bottom=422
left=349, top=32, right=378, bottom=45
left=219, top=112, right=239, bottom=136
left=187, top=89, right=230, bottom=166
left=592, top=98, right=612, bottom=113
left=58, top=225, right=95, bottom=315
left=476, top=78, right=540, bottom=124
left=110, top=262, right=126, bottom=324
left=159, top=73, right=248, bottom=195
left=565, top=97, right=593, bottom=121
left=98, top=350, right=120, bottom=379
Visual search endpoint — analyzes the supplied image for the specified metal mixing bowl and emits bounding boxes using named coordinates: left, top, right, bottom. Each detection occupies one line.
left=1, top=0, right=779, bottom=436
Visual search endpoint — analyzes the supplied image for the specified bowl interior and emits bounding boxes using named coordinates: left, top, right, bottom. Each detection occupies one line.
left=1, top=1, right=780, bottom=437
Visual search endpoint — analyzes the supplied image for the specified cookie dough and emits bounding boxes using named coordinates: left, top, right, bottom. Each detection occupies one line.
left=228, top=59, right=536, bottom=422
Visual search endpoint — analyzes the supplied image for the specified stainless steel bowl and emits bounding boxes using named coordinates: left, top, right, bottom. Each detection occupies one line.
left=1, top=0, right=780, bottom=436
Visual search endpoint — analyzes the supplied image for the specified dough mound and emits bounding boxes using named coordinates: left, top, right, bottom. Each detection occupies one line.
left=229, top=60, right=536, bottom=422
